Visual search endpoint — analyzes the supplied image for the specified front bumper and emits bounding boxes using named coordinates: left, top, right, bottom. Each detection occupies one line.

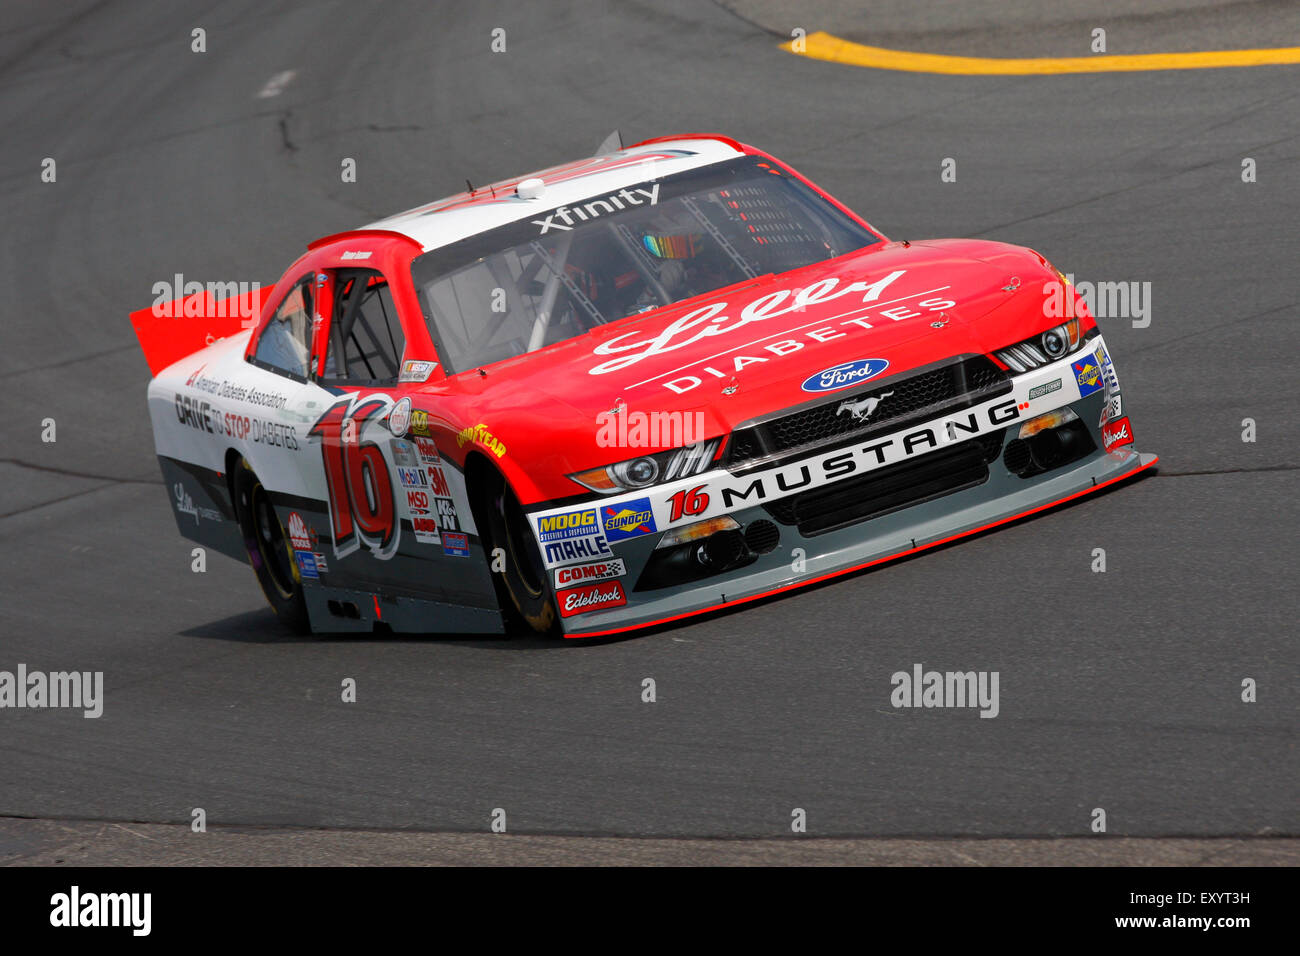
left=530, top=335, right=1156, bottom=637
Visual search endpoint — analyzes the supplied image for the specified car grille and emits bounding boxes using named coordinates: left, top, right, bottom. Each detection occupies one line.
left=724, top=356, right=1009, bottom=472
left=762, top=430, right=1006, bottom=536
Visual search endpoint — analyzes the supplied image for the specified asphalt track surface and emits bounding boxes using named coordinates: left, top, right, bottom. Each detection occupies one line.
left=1, top=0, right=1296, bottom=864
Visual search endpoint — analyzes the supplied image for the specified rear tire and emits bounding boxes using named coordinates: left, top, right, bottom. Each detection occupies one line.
left=478, top=469, right=556, bottom=635
left=233, top=459, right=311, bottom=633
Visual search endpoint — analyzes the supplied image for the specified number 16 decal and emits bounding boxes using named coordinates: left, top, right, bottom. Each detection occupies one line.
left=310, top=395, right=400, bottom=559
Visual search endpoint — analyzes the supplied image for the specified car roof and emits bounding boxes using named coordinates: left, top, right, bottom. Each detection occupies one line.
left=360, top=135, right=746, bottom=254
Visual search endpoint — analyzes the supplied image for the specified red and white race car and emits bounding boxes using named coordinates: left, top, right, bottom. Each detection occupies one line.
left=131, top=134, right=1155, bottom=637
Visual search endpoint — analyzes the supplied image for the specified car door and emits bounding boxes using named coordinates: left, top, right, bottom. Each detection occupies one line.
left=307, top=267, right=456, bottom=598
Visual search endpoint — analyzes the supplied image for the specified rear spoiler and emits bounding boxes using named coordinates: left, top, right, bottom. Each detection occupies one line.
left=130, top=281, right=272, bottom=376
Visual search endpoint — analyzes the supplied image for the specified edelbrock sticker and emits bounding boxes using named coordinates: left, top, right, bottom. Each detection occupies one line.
left=557, top=580, right=627, bottom=618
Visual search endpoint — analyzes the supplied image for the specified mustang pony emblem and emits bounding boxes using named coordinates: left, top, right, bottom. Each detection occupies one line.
left=836, top=391, right=894, bottom=422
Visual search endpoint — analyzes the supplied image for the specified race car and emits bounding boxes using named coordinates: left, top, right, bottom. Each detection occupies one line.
left=131, top=134, right=1156, bottom=638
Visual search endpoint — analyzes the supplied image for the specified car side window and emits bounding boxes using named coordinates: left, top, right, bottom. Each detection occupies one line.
left=320, top=270, right=406, bottom=386
left=253, top=276, right=315, bottom=379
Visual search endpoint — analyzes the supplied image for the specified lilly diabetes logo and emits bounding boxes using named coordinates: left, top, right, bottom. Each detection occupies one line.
left=601, top=498, right=657, bottom=542
left=801, top=358, right=889, bottom=393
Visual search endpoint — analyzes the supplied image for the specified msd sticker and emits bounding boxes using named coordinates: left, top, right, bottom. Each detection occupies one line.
left=1073, top=357, right=1104, bottom=397
left=600, top=497, right=657, bottom=542
left=557, top=580, right=627, bottom=618
left=1102, top=415, right=1135, bottom=451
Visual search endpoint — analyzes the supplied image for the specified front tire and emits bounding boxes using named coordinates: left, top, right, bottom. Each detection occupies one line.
left=233, top=459, right=311, bottom=633
left=479, top=470, right=556, bottom=635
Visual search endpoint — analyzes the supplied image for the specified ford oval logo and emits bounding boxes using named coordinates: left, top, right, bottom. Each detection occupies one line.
left=800, top=359, right=890, bottom=393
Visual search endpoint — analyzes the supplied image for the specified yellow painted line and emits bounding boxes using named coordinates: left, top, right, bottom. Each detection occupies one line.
left=782, top=30, right=1300, bottom=74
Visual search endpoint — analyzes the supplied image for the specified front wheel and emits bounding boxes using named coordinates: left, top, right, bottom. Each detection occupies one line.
left=233, top=459, right=311, bottom=633
left=479, top=471, right=556, bottom=635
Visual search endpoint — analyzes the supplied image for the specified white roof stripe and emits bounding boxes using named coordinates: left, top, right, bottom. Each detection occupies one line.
left=363, top=137, right=744, bottom=252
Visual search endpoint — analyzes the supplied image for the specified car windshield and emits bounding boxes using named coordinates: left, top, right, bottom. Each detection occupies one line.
left=410, top=155, right=881, bottom=374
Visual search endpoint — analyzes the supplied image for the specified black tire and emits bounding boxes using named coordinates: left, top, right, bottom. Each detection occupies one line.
left=479, top=470, right=556, bottom=635
left=233, top=459, right=311, bottom=633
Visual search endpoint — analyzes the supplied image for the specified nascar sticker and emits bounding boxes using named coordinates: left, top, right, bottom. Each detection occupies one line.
left=399, top=360, right=437, bottom=383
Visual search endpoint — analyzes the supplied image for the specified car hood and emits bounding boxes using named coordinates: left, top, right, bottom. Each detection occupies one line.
left=424, top=238, right=1062, bottom=477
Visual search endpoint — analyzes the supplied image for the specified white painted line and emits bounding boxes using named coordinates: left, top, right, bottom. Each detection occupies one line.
left=256, top=70, right=297, bottom=99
